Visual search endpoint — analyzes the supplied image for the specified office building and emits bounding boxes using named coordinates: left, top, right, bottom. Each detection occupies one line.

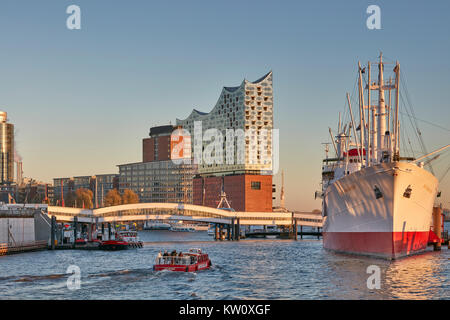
left=119, top=125, right=196, bottom=203
left=0, top=111, right=14, bottom=184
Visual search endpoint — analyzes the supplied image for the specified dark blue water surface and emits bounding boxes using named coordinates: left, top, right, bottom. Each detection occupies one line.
left=0, top=229, right=448, bottom=300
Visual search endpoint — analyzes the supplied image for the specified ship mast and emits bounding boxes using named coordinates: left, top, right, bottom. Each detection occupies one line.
left=393, top=61, right=400, bottom=161
left=280, top=170, right=285, bottom=209
left=367, top=62, right=372, bottom=165
left=362, top=53, right=400, bottom=165
left=330, top=55, right=402, bottom=172
left=377, top=53, right=386, bottom=161
left=358, top=62, right=366, bottom=167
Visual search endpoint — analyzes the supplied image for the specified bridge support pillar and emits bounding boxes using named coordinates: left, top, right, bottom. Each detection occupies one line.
left=236, top=218, right=240, bottom=241
left=227, top=223, right=231, bottom=241
left=73, top=216, right=78, bottom=248
left=108, top=223, right=111, bottom=240
left=101, top=223, right=105, bottom=241
left=219, top=224, right=224, bottom=241
left=87, top=223, right=92, bottom=242
left=300, top=225, right=303, bottom=239
left=214, top=224, right=219, bottom=241
left=294, top=219, right=298, bottom=241
left=50, top=216, right=56, bottom=250
left=95, top=217, right=99, bottom=240
left=231, top=219, right=235, bottom=240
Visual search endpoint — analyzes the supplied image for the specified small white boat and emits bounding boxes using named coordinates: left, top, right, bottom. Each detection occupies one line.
left=144, top=221, right=171, bottom=230
left=170, top=221, right=209, bottom=232
left=170, top=225, right=196, bottom=232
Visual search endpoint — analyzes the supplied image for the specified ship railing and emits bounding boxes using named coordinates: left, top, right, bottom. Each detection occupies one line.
left=155, top=256, right=196, bottom=265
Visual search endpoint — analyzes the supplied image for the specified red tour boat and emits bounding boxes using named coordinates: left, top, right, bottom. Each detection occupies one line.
left=153, top=248, right=211, bottom=272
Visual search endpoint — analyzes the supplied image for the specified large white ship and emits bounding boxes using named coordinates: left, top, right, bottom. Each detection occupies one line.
left=320, top=54, right=449, bottom=259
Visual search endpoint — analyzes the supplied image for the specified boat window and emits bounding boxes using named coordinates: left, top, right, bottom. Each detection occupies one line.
left=403, top=185, right=412, bottom=198
left=373, top=185, right=383, bottom=199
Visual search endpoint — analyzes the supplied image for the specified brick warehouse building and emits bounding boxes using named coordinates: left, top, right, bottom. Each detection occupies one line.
left=176, top=71, right=275, bottom=212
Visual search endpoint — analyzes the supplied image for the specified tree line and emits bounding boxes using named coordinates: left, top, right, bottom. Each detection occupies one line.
left=63, top=188, right=139, bottom=208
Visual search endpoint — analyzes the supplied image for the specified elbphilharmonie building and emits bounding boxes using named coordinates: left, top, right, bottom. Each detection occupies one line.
left=176, top=71, right=274, bottom=211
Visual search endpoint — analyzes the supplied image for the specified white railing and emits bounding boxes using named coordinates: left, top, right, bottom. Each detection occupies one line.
left=155, top=256, right=196, bottom=265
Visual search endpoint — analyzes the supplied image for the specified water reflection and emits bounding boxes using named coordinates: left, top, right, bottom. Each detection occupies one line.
left=0, top=231, right=448, bottom=300
left=382, top=252, right=446, bottom=299
left=322, top=249, right=449, bottom=300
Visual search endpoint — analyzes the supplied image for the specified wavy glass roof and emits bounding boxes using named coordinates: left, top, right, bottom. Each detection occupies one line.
left=177, top=71, right=271, bottom=121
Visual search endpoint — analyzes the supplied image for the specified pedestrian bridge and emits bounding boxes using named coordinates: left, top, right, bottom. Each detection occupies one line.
left=46, top=203, right=323, bottom=227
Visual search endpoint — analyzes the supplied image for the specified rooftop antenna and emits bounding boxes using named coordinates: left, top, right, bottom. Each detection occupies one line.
left=321, top=143, right=331, bottom=162
left=280, top=170, right=285, bottom=209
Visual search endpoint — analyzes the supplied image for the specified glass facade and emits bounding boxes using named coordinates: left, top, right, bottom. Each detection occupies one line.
left=118, top=160, right=196, bottom=204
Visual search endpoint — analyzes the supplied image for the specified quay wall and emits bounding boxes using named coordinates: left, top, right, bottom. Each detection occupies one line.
left=0, top=208, right=51, bottom=255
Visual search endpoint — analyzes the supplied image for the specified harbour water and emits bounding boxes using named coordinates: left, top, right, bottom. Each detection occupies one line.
left=0, top=228, right=449, bottom=300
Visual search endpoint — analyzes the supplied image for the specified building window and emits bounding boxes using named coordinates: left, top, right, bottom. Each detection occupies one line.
left=251, top=181, right=261, bottom=190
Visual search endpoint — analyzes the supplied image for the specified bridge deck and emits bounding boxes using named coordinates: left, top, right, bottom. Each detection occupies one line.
left=45, top=204, right=323, bottom=227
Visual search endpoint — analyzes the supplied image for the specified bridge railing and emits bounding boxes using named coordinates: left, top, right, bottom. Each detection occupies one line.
left=47, top=204, right=323, bottom=227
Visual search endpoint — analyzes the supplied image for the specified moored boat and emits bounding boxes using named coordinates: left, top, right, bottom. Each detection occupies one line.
left=169, top=221, right=209, bottom=232
left=144, top=221, right=171, bottom=230
left=320, top=53, right=449, bottom=259
left=99, top=239, right=129, bottom=251
left=117, top=230, right=143, bottom=248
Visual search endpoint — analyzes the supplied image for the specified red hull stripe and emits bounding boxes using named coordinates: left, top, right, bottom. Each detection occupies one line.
left=154, top=261, right=210, bottom=272
left=323, top=231, right=429, bottom=259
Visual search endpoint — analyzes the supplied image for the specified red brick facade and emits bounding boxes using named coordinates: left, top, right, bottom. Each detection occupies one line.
left=157, top=136, right=171, bottom=161
left=143, top=138, right=154, bottom=162
left=193, top=174, right=272, bottom=212
left=143, top=136, right=172, bottom=162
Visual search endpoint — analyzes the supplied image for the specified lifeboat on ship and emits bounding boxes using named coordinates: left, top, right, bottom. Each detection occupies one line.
left=153, top=248, right=211, bottom=272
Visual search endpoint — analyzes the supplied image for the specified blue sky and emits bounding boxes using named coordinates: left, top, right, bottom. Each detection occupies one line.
left=1, top=0, right=449, bottom=210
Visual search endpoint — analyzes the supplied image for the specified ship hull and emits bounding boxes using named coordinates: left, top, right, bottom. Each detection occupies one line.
left=322, top=162, right=438, bottom=260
